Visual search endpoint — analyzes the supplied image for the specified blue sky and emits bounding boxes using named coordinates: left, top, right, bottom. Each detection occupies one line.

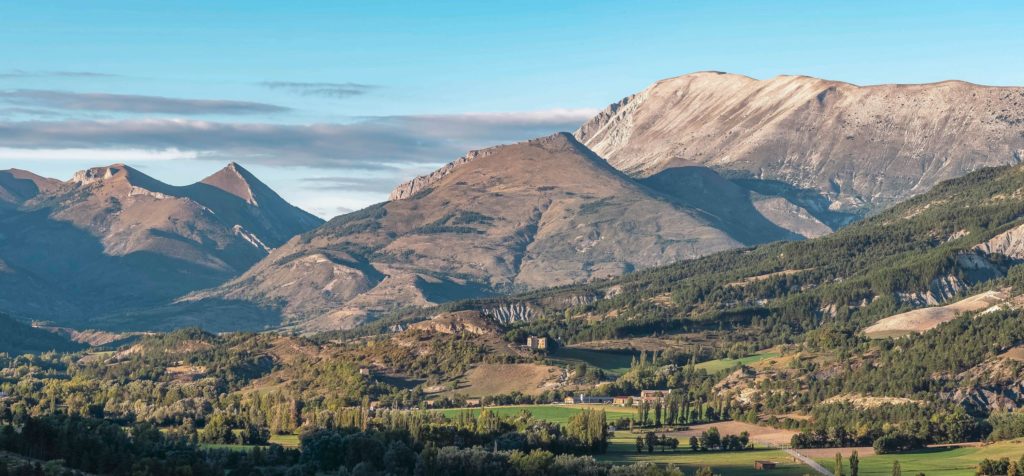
left=1, top=1, right=1022, bottom=217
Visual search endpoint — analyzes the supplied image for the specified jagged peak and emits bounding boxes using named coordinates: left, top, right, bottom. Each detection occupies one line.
left=66, top=163, right=181, bottom=200
left=70, top=163, right=143, bottom=186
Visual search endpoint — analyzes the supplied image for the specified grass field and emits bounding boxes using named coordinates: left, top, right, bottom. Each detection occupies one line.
left=199, top=443, right=261, bottom=452
left=695, top=350, right=781, bottom=373
left=813, top=440, right=1024, bottom=475
left=549, top=347, right=635, bottom=375
left=597, top=434, right=807, bottom=475
left=436, top=404, right=637, bottom=425
left=446, top=363, right=561, bottom=397
left=269, top=433, right=301, bottom=448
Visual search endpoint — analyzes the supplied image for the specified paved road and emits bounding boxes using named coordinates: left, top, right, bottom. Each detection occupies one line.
left=784, top=448, right=834, bottom=476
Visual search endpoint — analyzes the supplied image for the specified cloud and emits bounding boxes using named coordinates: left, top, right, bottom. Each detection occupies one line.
left=301, top=175, right=412, bottom=193
left=261, top=81, right=377, bottom=98
left=0, top=146, right=197, bottom=162
left=0, top=107, right=70, bottom=118
left=0, top=70, right=119, bottom=79
left=0, top=108, right=598, bottom=168
left=0, top=90, right=290, bottom=115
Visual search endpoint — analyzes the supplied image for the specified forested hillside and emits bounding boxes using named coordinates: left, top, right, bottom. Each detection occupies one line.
left=0, top=313, right=83, bottom=354
left=315, top=163, right=1024, bottom=447
left=426, top=163, right=1024, bottom=349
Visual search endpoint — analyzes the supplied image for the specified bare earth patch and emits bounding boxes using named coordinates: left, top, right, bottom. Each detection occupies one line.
left=823, top=394, right=922, bottom=409
left=1000, top=345, right=1024, bottom=362
left=864, top=290, right=1008, bottom=338
left=667, top=421, right=797, bottom=447
left=797, top=447, right=876, bottom=458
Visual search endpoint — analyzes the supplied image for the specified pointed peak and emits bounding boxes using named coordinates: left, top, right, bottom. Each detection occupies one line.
left=224, top=161, right=251, bottom=175
left=199, top=162, right=267, bottom=205
left=217, top=161, right=258, bottom=180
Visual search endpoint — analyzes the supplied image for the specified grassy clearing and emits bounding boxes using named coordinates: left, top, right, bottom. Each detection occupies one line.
left=597, top=434, right=807, bottom=475
left=695, top=350, right=781, bottom=373
left=269, top=433, right=301, bottom=448
left=447, top=363, right=560, bottom=397
left=813, top=440, right=1024, bottom=476
left=549, top=347, right=635, bottom=375
left=199, top=443, right=261, bottom=452
left=436, top=404, right=637, bottom=425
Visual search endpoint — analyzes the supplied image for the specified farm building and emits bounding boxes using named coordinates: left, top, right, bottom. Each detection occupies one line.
left=526, top=336, right=548, bottom=350
left=639, top=389, right=670, bottom=402
left=568, top=394, right=614, bottom=404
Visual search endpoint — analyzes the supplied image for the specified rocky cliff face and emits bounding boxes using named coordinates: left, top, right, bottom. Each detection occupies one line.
left=976, top=223, right=1024, bottom=260
left=0, top=163, right=322, bottom=328
left=389, top=148, right=493, bottom=201
left=576, top=72, right=1024, bottom=214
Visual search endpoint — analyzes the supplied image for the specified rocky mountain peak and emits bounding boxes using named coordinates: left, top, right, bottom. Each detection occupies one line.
left=70, top=163, right=130, bottom=186
left=575, top=71, right=1024, bottom=214
left=199, top=162, right=261, bottom=205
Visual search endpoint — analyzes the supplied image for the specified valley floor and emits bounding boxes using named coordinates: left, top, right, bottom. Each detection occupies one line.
left=596, top=435, right=807, bottom=475
left=426, top=405, right=1024, bottom=475
left=810, top=440, right=1024, bottom=476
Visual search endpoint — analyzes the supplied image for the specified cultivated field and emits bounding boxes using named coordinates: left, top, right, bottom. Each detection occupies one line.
left=549, top=347, right=635, bottom=375
left=598, top=434, right=807, bottom=475
left=695, top=349, right=782, bottom=373
left=812, top=440, right=1024, bottom=476
left=668, top=421, right=798, bottom=447
left=268, top=433, right=300, bottom=448
left=446, top=363, right=562, bottom=397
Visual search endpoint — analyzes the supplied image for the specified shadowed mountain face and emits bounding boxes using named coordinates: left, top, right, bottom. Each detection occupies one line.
left=0, top=169, right=61, bottom=208
left=0, top=313, right=83, bottom=355
left=185, top=133, right=830, bottom=331
left=0, top=163, right=322, bottom=329
left=576, top=71, right=1024, bottom=215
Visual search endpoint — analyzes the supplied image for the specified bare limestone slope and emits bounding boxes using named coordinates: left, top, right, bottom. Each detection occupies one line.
left=576, top=71, right=1024, bottom=215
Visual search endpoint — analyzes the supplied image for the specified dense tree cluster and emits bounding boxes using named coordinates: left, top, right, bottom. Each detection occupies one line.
left=685, top=427, right=750, bottom=452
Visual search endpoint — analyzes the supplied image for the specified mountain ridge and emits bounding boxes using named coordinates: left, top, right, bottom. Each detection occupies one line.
left=186, top=132, right=817, bottom=331
left=0, top=162, right=323, bottom=327
left=575, top=71, right=1024, bottom=214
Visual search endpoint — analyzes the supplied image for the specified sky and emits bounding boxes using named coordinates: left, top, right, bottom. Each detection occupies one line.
left=1, top=1, right=1022, bottom=218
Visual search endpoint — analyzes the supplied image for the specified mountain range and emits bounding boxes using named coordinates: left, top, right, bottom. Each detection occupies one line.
left=0, top=162, right=322, bottom=329
left=185, top=133, right=808, bottom=330
left=3, top=71, right=1024, bottom=334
